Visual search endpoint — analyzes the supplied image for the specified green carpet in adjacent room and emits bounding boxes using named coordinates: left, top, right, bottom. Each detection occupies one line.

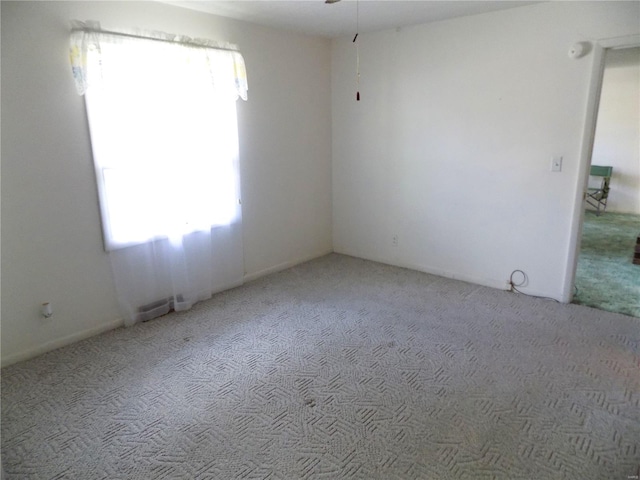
left=573, top=211, right=640, bottom=317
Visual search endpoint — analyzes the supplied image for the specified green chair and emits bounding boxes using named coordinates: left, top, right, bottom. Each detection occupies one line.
left=586, top=165, right=613, bottom=216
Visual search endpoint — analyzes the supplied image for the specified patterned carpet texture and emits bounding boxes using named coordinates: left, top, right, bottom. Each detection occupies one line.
left=573, top=211, right=640, bottom=318
left=2, top=254, right=639, bottom=479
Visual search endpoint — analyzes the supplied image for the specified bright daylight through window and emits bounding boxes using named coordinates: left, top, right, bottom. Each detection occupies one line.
left=78, top=30, right=244, bottom=250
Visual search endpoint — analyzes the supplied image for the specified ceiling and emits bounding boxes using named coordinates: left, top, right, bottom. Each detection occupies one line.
left=162, top=1, right=540, bottom=38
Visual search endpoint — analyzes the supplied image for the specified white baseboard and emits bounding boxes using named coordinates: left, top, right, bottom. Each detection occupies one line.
left=2, top=251, right=333, bottom=368
left=244, top=249, right=333, bottom=283
left=1, top=318, right=124, bottom=368
left=3, top=249, right=561, bottom=368
left=333, top=247, right=561, bottom=300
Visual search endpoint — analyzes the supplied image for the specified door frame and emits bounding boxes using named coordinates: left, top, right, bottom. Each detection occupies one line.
left=562, top=34, right=640, bottom=303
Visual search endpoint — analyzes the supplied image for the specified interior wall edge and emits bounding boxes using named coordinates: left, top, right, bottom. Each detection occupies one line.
left=329, top=248, right=566, bottom=300
left=243, top=248, right=334, bottom=283
left=1, top=317, right=125, bottom=368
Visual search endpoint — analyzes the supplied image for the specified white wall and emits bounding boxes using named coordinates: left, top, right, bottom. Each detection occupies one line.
left=591, top=47, right=640, bottom=214
left=1, top=1, right=332, bottom=365
left=332, top=1, right=640, bottom=299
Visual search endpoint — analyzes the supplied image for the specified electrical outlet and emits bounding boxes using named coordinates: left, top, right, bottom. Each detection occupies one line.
left=392, top=235, right=398, bottom=247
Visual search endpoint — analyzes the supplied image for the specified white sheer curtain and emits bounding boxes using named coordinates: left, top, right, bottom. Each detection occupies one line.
left=71, top=21, right=247, bottom=325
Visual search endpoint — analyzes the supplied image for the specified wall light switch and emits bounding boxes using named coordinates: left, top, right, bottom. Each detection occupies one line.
left=551, top=156, right=563, bottom=172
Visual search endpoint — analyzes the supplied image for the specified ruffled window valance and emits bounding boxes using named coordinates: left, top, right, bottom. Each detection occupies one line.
left=69, top=20, right=248, bottom=101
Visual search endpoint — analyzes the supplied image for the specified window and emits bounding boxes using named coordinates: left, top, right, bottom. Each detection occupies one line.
left=72, top=26, right=247, bottom=250
left=71, top=23, right=248, bottom=324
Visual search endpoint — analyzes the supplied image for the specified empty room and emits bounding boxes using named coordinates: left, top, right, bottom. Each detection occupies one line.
left=1, top=1, right=639, bottom=478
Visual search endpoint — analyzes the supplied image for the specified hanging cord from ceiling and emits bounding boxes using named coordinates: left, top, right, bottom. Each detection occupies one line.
left=353, top=0, right=360, bottom=101
left=325, top=0, right=360, bottom=101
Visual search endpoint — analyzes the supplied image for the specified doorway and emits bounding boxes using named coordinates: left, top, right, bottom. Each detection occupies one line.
left=567, top=42, right=640, bottom=317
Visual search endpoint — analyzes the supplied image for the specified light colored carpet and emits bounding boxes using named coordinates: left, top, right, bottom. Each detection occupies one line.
left=573, top=211, right=640, bottom=318
left=2, top=254, right=639, bottom=479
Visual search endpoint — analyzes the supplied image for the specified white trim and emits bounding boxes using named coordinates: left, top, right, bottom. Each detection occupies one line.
left=243, top=249, right=333, bottom=283
left=0, top=248, right=333, bottom=367
left=563, top=34, right=640, bottom=303
left=333, top=248, right=559, bottom=299
left=563, top=43, right=606, bottom=303
left=1, top=318, right=125, bottom=368
left=3, top=251, right=333, bottom=367
left=598, top=34, right=640, bottom=50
